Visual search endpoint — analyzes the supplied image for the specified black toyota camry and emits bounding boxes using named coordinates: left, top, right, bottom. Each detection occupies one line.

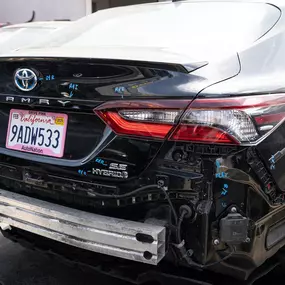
left=0, top=0, right=284, bottom=281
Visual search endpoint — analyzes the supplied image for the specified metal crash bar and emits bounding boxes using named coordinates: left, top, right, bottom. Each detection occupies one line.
left=0, top=189, right=166, bottom=265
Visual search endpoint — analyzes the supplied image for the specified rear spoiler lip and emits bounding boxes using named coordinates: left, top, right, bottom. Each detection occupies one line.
left=0, top=56, right=208, bottom=73
left=183, top=61, right=208, bottom=73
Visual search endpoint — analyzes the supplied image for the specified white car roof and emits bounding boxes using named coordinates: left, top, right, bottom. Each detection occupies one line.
left=2, top=21, right=70, bottom=30
left=1, top=1, right=282, bottom=64
left=0, top=21, right=70, bottom=54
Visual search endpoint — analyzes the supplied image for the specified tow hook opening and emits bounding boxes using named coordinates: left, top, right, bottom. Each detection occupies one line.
left=136, top=233, right=154, bottom=244
left=144, top=251, right=153, bottom=260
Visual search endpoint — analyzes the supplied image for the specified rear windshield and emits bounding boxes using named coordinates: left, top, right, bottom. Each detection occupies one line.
left=27, top=2, right=280, bottom=59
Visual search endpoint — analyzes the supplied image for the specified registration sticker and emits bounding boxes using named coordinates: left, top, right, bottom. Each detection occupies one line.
left=6, top=109, right=68, bottom=158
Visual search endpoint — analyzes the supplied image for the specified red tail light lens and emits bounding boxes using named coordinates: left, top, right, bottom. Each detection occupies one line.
left=96, top=110, right=179, bottom=139
left=95, top=95, right=285, bottom=144
left=171, top=125, right=238, bottom=144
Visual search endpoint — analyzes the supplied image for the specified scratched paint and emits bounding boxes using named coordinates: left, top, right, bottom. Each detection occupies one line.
left=69, top=83, right=78, bottom=91
left=220, top=183, right=229, bottom=209
left=269, top=155, right=276, bottom=170
left=95, top=158, right=107, bottom=166
left=215, top=160, right=229, bottom=179
left=216, top=172, right=228, bottom=178
left=216, top=160, right=221, bottom=169
left=221, top=184, right=229, bottom=196
left=114, top=86, right=125, bottom=99
left=114, top=86, right=125, bottom=94
left=45, top=75, right=55, bottom=81
left=78, top=169, right=87, bottom=176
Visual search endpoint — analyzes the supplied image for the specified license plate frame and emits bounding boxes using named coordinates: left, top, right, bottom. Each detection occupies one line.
left=6, top=109, right=68, bottom=158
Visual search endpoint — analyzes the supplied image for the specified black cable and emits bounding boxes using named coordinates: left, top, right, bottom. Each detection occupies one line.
left=201, top=245, right=236, bottom=268
left=161, top=187, right=178, bottom=225
left=90, top=182, right=233, bottom=268
left=88, top=184, right=179, bottom=225
left=175, top=209, right=236, bottom=269
left=89, top=184, right=159, bottom=199
left=176, top=210, right=186, bottom=243
left=183, top=245, right=236, bottom=269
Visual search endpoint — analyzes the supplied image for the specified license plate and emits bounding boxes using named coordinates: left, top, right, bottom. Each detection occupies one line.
left=6, top=109, right=68, bottom=158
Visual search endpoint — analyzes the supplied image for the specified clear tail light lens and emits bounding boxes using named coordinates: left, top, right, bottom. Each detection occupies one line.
left=174, top=109, right=259, bottom=142
left=170, top=95, right=285, bottom=144
left=119, top=110, right=181, bottom=124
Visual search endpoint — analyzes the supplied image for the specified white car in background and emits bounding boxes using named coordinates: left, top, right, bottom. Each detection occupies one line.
left=0, top=21, right=69, bottom=54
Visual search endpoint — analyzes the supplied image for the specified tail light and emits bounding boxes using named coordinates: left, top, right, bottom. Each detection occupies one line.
left=95, top=100, right=189, bottom=139
left=95, top=94, right=285, bottom=145
left=96, top=110, right=179, bottom=139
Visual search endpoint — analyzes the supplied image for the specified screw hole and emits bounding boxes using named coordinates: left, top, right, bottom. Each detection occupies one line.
left=143, top=251, right=153, bottom=260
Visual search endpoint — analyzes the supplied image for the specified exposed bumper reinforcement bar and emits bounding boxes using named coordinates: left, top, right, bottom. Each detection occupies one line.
left=0, top=189, right=166, bottom=265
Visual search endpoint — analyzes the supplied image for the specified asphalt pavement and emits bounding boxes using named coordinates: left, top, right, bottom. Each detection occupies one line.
left=0, top=235, right=129, bottom=285
left=0, top=233, right=283, bottom=285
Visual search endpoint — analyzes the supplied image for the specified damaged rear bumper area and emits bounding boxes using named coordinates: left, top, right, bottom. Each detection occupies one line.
left=0, top=189, right=166, bottom=265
